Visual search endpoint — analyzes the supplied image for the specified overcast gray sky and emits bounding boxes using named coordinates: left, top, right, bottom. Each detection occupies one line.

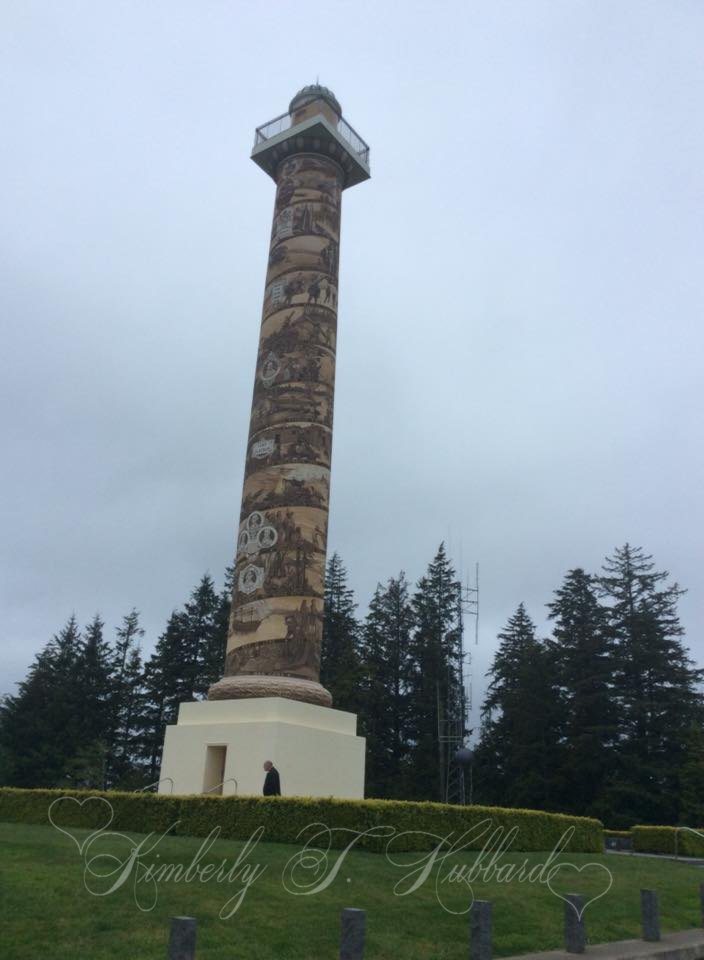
left=1, top=0, right=702, bottom=733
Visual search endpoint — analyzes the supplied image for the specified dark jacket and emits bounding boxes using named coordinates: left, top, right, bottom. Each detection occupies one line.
left=263, top=766, right=281, bottom=796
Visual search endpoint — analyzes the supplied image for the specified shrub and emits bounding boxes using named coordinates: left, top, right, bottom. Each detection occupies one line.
left=0, top=787, right=603, bottom=853
left=632, top=825, right=704, bottom=857
left=0, top=786, right=180, bottom=835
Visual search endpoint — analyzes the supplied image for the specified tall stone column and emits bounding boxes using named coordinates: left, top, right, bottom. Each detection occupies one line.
left=208, top=86, right=370, bottom=708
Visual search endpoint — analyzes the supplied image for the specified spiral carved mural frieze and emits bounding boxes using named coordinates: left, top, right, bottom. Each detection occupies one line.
left=222, top=154, right=344, bottom=688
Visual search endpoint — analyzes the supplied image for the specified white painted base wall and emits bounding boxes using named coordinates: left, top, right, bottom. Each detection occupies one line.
left=158, top=697, right=366, bottom=799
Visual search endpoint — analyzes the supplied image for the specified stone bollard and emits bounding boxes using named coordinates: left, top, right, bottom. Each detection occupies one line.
left=470, top=900, right=493, bottom=960
left=564, top=894, right=586, bottom=954
left=340, top=907, right=366, bottom=960
left=168, top=917, right=197, bottom=960
left=641, top=890, right=660, bottom=942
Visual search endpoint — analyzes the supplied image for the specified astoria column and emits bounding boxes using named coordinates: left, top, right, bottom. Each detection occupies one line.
left=208, top=86, right=370, bottom=708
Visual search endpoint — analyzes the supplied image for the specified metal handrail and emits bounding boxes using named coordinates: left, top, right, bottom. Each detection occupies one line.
left=254, top=111, right=291, bottom=144
left=202, top=778, right=238, bottom=796
left=137, top=777, right=174, bottom=794
left=254, top=110, right=370, bottom=166
left=673, top=825, right=704, bottom=859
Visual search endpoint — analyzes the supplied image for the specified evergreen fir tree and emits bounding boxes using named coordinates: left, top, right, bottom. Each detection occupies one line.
left=58, top=740, right=110, bottom=790
left=360, top=573, right=414, bottom=798
left=678, top=724, right=704, bottom=826
left=0, top=616, right=85, bottom=786
left=474, top=604, right=563, bottom=809
left=597, top=544, right=703, bottom=824
left=138, top=610, right=190, bottom=782
left=182, top=574, right=227, bottom=699
left=406, top=544, right=465, bottom=802
left=137, top=572, right=230, bottom=781
left=69, top=613, right=114, bottom=787
left=107, top=609, right=145, bottom=788
left=320, top=553, right=362, bottom=713
left=547, top=569, right=617, bottom=817
left=0, top=696, right=14, bottom=785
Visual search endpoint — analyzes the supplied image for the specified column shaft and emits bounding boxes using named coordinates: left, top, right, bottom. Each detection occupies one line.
left=211, top=153, right=343, bottom=706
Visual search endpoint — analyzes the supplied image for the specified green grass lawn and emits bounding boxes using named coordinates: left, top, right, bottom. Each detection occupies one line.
left=2, top=821, right=703, bottom=959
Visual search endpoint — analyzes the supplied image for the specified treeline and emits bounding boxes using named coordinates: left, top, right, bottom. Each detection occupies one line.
left=0, top=545, right=467, bottom=800
left=1, top=542, right=701, bottom=828
left=322, top=542, right=704, bottom=826
left=474, top=545, right=704, bottom=827
left=0, top=574, right=231, bottom=790
left=323, top=545, right=466, bottom=801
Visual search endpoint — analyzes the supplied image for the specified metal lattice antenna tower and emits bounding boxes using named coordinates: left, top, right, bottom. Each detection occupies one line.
left=440, top=561, right=479, bottom=804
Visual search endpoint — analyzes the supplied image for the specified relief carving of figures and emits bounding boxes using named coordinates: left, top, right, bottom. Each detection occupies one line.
left=238, top=563, right=265, bottom=596
left=315, top=205, right=340, bottom=238
left=306, top=276, right=322, bottom=303
left=225, top=622, right=322, bottom=681
left=268, top=244, right=287, bottom=269
left=297, top=203, right=314, bottom=234
left=226, top=152, right=343, bottom=673
left=312, top=176, right=341, bottom=206
left=246, top=424, right=332, bottom=473
left=272, top=206, right=294, bottom=242
left=241, top=464, right=330, bottom=515
left=237, top=510, right=279, bottom=559
left=256, top=343, right=330, bottom=390
left=275, top=178, right=296, bottom=213
left=280, top=158, right=299, bottom=176
left=288, top=425, right=329, bottom=461
left=250, top=380, right=333, bottom=433
left=273, top=162, right=342, bottom=216
left=260, top=352, right=281, bottom=386
left=282, top=276, right=305, bottom=306
left=265, top=543, right=324, bottom=597
left=267, top=235, right=338, bottom=281
left=272, top=203, right=340, bottom=245
left=283, top=274, right=336, bottom=309
left=269, top=273, right=338, bottom=312
left=283, top=599, right=322, bottom=669
left=319, top=239, right=339, bottom=277
left=234, top=544, right=324, bottom=602
left=233, top=503, right=327, bottom=598
left=260, top=307, right=336, bottom=356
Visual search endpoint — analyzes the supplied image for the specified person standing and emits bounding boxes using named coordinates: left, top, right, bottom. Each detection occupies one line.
left=262, top=760, right=281, bottom=796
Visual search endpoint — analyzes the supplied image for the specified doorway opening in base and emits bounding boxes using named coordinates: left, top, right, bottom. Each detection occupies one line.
left=203, top=744, right=227, bottom=795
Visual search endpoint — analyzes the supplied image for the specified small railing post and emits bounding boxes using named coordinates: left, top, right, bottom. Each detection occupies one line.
left=564, top=894, right=586, bottom=954
left=470, top=900, right=493, bottom=960
left=168, top=917, right=196, bottom=960
left=339, top=908, right=365, bottom=960
left=641, top=890, right=660, bottom=942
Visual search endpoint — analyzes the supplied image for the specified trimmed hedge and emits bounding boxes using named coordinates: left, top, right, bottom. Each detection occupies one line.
left=632, top=825, right=704, bottom=857
left=604, top=830, right=632, bottom=839
left=0, top=787, right=603, bottom=853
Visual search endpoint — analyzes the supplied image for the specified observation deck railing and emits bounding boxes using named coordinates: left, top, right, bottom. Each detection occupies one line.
left=254, top=110, right=370, bottom=167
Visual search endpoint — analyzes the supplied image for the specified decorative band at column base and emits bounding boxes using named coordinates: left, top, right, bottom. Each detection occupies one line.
left=207, top=674, right=333, bottom=708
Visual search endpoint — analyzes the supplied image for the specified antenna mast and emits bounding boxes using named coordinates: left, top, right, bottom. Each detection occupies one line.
left=439, top=559, right=480, bottom=804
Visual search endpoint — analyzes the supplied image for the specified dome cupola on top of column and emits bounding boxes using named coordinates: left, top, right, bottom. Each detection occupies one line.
left=289, top=84, right=342, bottom=126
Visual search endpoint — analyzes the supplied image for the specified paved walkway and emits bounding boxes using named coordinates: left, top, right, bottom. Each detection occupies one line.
left=503, top=929, right=704, bottom=960
left=605, top=850, right=704, bottom=867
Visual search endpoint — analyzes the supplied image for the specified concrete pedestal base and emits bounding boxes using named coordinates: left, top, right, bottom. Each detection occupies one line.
left=158, top=697, right=365, bottom=799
